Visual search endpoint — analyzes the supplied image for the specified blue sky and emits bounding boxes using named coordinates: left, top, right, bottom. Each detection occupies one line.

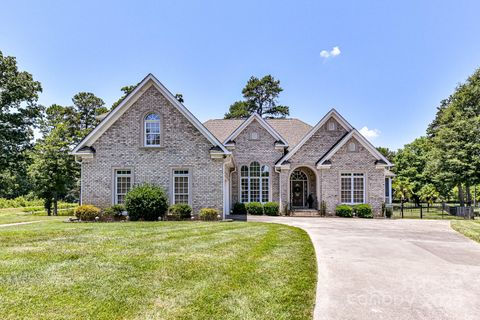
left=1, top=0, right=479, bottom=150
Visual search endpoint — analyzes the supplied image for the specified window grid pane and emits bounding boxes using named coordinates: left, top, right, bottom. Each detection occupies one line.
left=341, top=175, right=352, bottom=203
left=250, top=178, right=260, bottom=202
left=174, top=170, right=189, bottom=204
left=144, top=113, right=161, bottom=146
left=241, top=178, right=249, bottom=202
left=353, top=175, right=364, bottom=203
left=262, top=177, right=269, bottom=203
left=115, top=170, right=132, bottom=205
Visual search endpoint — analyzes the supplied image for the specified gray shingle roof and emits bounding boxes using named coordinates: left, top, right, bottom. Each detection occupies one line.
left=203, top=118, right=312, bottom=147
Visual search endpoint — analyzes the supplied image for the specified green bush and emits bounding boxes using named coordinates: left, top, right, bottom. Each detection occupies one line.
left=335, top=204, right=353, bottom=218
left=246, top=202, right=263, bottom=215
left=103, top=204, right=126, bottom=219
left=199, top=208, right=219, bottom=221
left=264, top=202, right=279, bottom=216
left=168, top=204, right=192, bottom=220
left=0, top=196, right=44, bottom=209
left=232, top=202, right=247, bottom=215
left=74, top=205, right=101, bottom=221
left=125, top=184, right=168, bottom=221
left=354, top=204, right=373, bottom=218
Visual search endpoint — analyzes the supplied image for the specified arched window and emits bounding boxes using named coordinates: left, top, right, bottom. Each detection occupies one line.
left=240, top=162, right=270, bottom=203
left=144, top=113, right=161, bottom=146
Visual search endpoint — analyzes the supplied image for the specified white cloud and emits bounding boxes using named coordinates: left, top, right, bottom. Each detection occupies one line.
left=320, top=46, right=341, bottom=59
left=330, top=46, right=341, bottom=56
left=359, top=126, right=380, bottom=139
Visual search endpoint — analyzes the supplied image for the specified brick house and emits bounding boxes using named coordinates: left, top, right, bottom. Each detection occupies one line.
left=73, top=74, right=394, bottom=218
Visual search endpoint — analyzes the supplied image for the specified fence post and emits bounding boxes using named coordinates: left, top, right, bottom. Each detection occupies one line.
left=420, top=205, right=423, bottom=219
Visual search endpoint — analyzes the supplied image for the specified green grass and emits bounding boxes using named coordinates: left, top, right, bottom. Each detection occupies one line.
left=0, top=210, right=316, bottom=320
left=0, top=208, right=68, bottom=224
left=451, top=220, right=480, bottom=243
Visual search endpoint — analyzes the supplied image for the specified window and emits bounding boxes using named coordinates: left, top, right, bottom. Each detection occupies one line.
left=249, top=131, right=259, bottom=140
left=144, top=113, right=161, bottom=146
left=173, top=170, right=190, bottom=204
left=348, top=141, right=357, bottom=152
left=115, top=169, right=132, bottom=204
left=328, top=121, right=336, bottom=131
left=340, top=173, right=364, bottom=204
left=240, top=162, right=270, bottom=203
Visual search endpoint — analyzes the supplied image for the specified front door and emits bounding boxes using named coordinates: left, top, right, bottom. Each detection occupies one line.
left=291, top=180, right=306, bottom=207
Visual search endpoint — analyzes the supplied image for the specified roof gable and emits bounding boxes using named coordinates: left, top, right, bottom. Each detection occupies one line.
left=222, top=113, right=289, bottom=146
left=276, top=108, right=353, bottom=165
left=72, top=74, right=229, bottom=155
left=316, top=129, right=393, bottom=167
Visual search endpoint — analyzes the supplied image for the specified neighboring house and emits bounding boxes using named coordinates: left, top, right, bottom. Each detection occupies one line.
left=72, top=74, right=394, bottom=218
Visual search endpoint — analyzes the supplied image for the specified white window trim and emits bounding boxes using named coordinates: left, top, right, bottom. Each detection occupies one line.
left=113, top=168, right=134, bottom=205
left=144, top=113, right=161, bottom=147
left=340, top=172, right=366, bottom=205
left=239, top=162, right=271, bottom=204
left=172, top=169, right=192, bottom=205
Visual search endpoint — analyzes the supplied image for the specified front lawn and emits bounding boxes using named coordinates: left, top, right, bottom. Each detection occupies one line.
left=0, top=216, right=316, bottom=320
left=451, top=220, right=480, bottom=243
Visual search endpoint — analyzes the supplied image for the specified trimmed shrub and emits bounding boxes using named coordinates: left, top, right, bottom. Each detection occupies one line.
left=354, top=204, right=373, bottom=218
left=168, top=204, right=192, bottom=220
left=335, top=204, right=353, bottom=218
left=246, top=202, right=263, bottom=215
left=232, top=202, right=247, bottom=215
left=264, top=202, right=279, bottom=216
left=103, top=204, right=126, bottom=220
left=125, top=184, right=168, bottom=221
left=199, top=208, right=219, bottom=221
left=74, top=205, right=101, bottom=221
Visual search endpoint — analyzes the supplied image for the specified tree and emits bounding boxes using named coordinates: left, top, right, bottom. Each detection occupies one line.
left=393, top=137, right=431, bottom=205
left=224, top=75, right=289, bottom=119
left=427, top=68, right=480, bottom=205
left=29, top=121, right=77, bottom=215
left=72, top=92, right=106, bottom=141
left=376, top=147, right=396, bottom=162
left=0, top=50, right=42, bottom=197
left=111, top=85, right=136, bottom=109
left=418, top=184, right=439, bottom=212
left=392, top=177, right=414, bottom=203
left=174, top=93, right=184, bottom=103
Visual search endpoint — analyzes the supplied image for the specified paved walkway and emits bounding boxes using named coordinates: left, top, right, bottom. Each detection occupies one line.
left=249, top=216, right=480, bottom=320
left=0, top=221, right=42, bottom=228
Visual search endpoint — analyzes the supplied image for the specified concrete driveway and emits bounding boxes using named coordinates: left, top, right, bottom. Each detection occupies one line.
left=249, top=216, right=480, bottom=320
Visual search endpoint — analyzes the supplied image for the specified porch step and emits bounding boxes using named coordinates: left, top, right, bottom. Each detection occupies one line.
left=291, top=210, right=319, bottom=217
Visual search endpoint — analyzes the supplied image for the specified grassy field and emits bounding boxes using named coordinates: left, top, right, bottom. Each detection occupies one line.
left=451, top=220, right=480, bottom=243
left=0, top=208, right=68, bottom=224
left=0, top=209, right=316, bottom=320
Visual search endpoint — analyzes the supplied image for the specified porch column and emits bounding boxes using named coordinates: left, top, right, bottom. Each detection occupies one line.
left=388, top=177, right=392, bottom=204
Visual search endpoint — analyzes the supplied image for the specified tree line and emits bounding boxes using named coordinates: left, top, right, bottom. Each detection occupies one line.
left=379, top=68, right=480, bottom=206
left=0, top=50, right=290, bottom=214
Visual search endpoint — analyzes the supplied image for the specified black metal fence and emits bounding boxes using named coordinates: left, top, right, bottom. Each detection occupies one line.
left=392, top=203, right=478, bottom=220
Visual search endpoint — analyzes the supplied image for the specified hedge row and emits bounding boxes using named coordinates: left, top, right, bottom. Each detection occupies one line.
left=232, top=202, right=280, bottom=216
left=335, top=204, right=373, bottom=218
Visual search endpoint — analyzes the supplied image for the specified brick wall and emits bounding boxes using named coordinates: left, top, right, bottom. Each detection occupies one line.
left=230, top=119, right=284, bottom=207
left=81, top=84, right=224, bottom=214
left=321, top=137, right=385, bottom=216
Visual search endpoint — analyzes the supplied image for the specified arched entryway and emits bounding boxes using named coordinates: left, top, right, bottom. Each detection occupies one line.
left=289, top=167, right=317, bottom=209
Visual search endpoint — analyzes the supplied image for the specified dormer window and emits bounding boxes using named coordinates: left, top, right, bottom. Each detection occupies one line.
left=249, top=131, right=259, bottom=140
left=328, top=121, right=336, bottom=131
left=348, top=141, right=357, bottom=152
left=144, top=113, right=161, bottom=146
